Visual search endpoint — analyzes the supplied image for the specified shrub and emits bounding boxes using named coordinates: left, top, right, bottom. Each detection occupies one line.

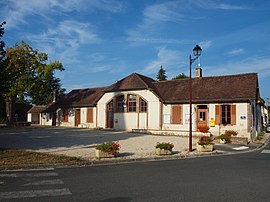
left=96, top=142, right=120, bottom=155
left=198, top=136, right=213, bottom=147
left=217, top=134, right=231, bottom=143
left=197, top=125, right=210, bottom=133
left=224, top=130, right=238, bottom=137
left=155, top=142, right=174, bottom=151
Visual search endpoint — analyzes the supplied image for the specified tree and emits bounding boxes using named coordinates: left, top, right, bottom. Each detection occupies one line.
left=29, top=61, right=65, bottom=105
left=2, top=40, right=65, bottom=124
left=0, top=21, right=6, bottom=120
left=156, top=66, right=167, bottom=81
left=172, top=73, right=188, bottom=80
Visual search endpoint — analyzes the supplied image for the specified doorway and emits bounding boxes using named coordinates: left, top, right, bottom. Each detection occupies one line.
left=197, top=105, right=208, bottom=130
left=106, top=100, right=114, bottom=128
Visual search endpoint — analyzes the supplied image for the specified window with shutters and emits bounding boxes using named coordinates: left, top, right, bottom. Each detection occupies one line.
left=215, top=104, right=236, bottom=125
left=171, top=105, right=182, bottom=124
left=221, top=105, right=231, bottom=124
left=63, top=108, right=68, bottom=122
left=87, top=108, right=93, bottom=123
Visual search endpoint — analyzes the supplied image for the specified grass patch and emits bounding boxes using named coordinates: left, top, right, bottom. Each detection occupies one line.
left=0, top=148, right=84, bottom=166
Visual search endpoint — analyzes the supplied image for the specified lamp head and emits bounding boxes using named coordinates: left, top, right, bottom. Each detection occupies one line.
left=193, top=44, right=202, bottom=57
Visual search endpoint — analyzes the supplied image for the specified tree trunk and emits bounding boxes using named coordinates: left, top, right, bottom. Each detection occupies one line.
left=6, top=101, right=14, bottom=125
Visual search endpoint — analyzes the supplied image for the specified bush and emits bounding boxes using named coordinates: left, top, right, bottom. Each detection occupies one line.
left=96, top=142, right=120, bottom=155
left=217, top=134, right=231, bottom=143
left=197, top=125, right=210, bottom=133
left=155, top=142, right=174, bottom=151
left=198, top=136, right=213, bottom=147
left=224, top=130, right=238, bottom=136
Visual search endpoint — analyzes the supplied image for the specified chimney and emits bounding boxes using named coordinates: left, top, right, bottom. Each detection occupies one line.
left=195, top=66, right=202, bottom=78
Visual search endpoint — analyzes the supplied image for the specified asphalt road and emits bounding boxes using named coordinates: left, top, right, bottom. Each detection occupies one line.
left=1, top=141, right=270, bottom=202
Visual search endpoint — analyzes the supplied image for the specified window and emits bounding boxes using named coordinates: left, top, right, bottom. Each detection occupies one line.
left=215, top=104, right=236, bottom=125
left=171, top=105, right=182, bottom=124
left=221, top=105, right=231, bottom=124
left=87, top=108, right=93, bottom=123
left=63, top=108, right=68, bottom=122
left=128, top=94, right=137, bottom=112
left=116, top=95, right=124, bottom=113
left=140, top=98, right=147, bottom=112
left=107, top=100, right=113, bottom=111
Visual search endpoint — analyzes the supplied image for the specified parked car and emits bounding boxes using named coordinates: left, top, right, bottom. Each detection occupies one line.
left=267, top=123, right=270, bottom=133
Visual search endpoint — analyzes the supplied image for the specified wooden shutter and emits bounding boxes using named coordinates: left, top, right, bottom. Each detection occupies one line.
left=63, top=109, right=68, bottom=122
left=87, top=108, right=93, bottom=123
left=215, top=105, right=220, bottom=125
left=171, top=105, right=182, bottom=124
left=231, top=105, right=236, bottom=125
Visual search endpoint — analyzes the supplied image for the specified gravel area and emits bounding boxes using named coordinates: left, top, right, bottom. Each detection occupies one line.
left=35, top=132, right=200, bottom=161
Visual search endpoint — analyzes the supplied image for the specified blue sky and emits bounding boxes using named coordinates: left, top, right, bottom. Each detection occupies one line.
left=1, top=0, right=270, bottom=100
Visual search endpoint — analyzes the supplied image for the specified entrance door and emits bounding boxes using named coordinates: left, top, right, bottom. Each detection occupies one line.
left=106, top=100, right=114, bottom=128
left=75, top=109, right=81, bottom=126
left=197, top=107, right=208, bottom=130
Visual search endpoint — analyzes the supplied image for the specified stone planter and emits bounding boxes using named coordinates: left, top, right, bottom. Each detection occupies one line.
left=155, top=148, right=173, bottom=155
left=219, top=139, right=226, bottom=144
left=196, top=143, right=214, bottom=152
left=95, top=149, right=116, bottom=158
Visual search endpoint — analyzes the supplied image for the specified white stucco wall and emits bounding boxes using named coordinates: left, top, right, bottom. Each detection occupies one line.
left=97, top=90, right=160, bottom=130
left=161, top=102, right=250, bottom=139
left=40, top=113, right=52, bottom=126
left=58, top=108, right=75, bottom=127
left=78, top=107, right=97, bottom=128
left=208, top=103, right=249, bottom=138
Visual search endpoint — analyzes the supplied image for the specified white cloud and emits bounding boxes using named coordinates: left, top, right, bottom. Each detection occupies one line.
left=144, top=46, right=182, bottom=73
left=194, top=0, right=248, bottom=10
left=2, top=0, right=124, bottom=29
left=227, top=48, right=244, bottom=56
left=204, top=57, right=270, bottom=78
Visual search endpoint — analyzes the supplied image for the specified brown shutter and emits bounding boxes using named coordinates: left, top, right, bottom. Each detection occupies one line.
left=231, top=105, right=236, bottom=125
left=63, top=109, right=68, bottom=122
left=215, top=105, right=220, bottom=125
left=87, top=108, right=93, bottom=123
left=172, top=105, right=182, bottom=124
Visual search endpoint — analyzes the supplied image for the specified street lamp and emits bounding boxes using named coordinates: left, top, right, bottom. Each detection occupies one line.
left=189, top=44, right=202, bottom=152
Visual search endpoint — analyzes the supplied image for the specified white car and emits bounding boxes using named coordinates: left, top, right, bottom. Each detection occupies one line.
left=267, top=123, right=270, bottom=132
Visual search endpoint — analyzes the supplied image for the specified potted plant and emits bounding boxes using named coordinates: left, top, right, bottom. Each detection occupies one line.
left=217, top=134, right=231, bottom=144
left=196, top=136, right=214, bottom=152
left=155, top=142, right=174, bottom=155
left=224, top=130, right=238, bottom=137
left=95, top=141, right=120, bottom=158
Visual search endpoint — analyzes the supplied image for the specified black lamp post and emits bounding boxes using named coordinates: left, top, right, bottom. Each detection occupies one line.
left=189, top=44, right=202, bottom=152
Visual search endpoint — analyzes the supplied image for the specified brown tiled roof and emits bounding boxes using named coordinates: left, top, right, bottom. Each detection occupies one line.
left=27, top=105, right=47, bottom=113
left=153, top=73, right=259, bottom=103
left=106, top=73, right=156, bottom=91
left=55, top=87, right=107, bottom=108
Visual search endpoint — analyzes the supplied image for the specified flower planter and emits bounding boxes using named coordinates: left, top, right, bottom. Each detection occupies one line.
left=196, top=143, right=214, bottom=152
left=219, top=139, right=226, bottom=144
left=155, top=148, right=173, bottom=155
left=95, top=149, right=116, bottom=158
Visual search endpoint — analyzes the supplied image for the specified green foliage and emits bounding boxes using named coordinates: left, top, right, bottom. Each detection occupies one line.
left=172, top=73, right=188, bottom=80
left=155, top=142, right=174, bottom=151
left=217, top=134, right=231, bottom=143
left=197, top=136, right=214, bottom=146
left=156, top=66, right=167, bottom=81
left=224, top=130, right=238, bottom=136
left=96, top=142, right=120, bottom=154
